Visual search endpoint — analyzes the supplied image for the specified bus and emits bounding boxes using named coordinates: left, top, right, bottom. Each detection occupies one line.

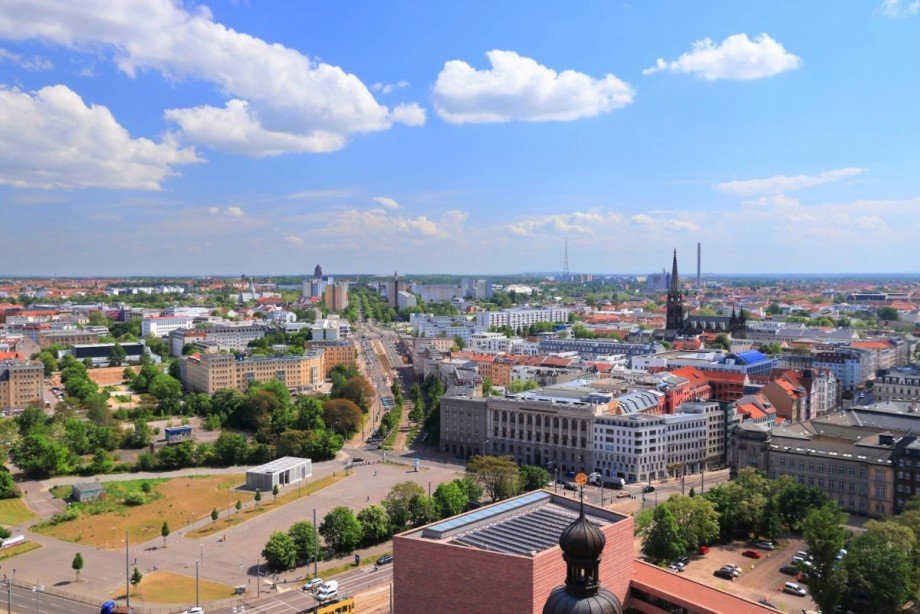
left=299, top=597, right=355, bottom=614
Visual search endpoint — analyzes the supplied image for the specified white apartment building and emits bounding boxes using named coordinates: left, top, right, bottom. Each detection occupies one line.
left=409, top=313, right=484, bottom=342
left=475, top=307, right=569, bottom=331
left=468, top=332, right=513, bottom=354
left=311, top=316, right=351, bottom=341
left=141, top=316, right=194, bottom=338
left=168, top=324, right=269, bottom=356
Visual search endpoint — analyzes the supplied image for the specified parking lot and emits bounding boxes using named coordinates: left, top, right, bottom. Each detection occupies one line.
left=675, top=537, right=818, bottom=612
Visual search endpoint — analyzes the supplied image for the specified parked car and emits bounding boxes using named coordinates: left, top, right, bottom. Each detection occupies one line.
left=377, top=554, right=393, bottom=565
left=698, top=546, right=710, bottom=555
left=742, top=549, right=762, bottom=559
left=724, top=564, right=741, bottom=577
left=754, top=540, right=775, bottom=550
left=668, top=561, right=685, bottom=572
left=183, top=609, right=204, bottom=614
left=782, top=582, right=807, bottom=597
left=616, top=492, right=631, bottom=498
left=676, top=556, right=690, bottom=566
left=563, top=481, right=578, bottom=491
left=713, top=568, right=735, bottom=580
left=641, top=485, right=655, bottom=493
left=795, top=551, right=812, bottom=560
left=303, top=578, right=324, bottom=592
left=779, top=564, right=800, bottom=576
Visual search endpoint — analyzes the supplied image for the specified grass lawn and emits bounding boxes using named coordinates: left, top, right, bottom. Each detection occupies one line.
left=186, top=473, right=348, bottom=539
left=35, top=474, right=252, bottom=548
left=0, top=498, right=36, bottom=526
left=113, top=570, right=235, bottom=603
left=0, top=541, right=41, bottom=561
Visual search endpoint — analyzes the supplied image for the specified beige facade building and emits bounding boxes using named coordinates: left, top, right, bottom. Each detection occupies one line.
left=0, top=360, right=43, bottom=410
left=38, top=330, right=100, bottom=348
left=181, top=350, right=324, bottom=394
left=323, top=282, right=349, bottom=312
left=731, top=421, right=896, bottom=518
left=305, top=340, right=355, bottom=378
left=874, top=365, right=920, bottom=403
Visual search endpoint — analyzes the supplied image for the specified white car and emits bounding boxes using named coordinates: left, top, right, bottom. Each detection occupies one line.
left=782, top=582, right=807, bottom=597
left=184, top=608, right=204, bottom=614
left=303, top=578, right=324, bottom=592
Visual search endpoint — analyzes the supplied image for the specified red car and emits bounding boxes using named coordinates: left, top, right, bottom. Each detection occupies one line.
left=698, top=546, right=710, bottom=555
left=742, top=549, right=762, bottom=559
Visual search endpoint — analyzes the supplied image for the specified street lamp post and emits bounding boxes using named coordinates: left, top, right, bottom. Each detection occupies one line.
left=554, top=467, right=558, bottom=493
left=195, top=559, right=200, bottom=608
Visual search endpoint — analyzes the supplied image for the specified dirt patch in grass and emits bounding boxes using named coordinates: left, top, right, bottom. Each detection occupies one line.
left=0, top=498, right=37, bottom=525
left=0, top=541, right=41, bottom=561
left=186, top=473, right=348, bottom=539
left=112, top=570, right=235, bottom=603
left=34, top=474, right=252, bottom=548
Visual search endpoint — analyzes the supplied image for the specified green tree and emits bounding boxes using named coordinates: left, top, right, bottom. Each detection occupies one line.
left=72, top=552, right=84, bottom=582
left=272, top=484, right=279, bottom=502
left=211, top=508, right=218, bottom=524
left=130, top=568, right=142, bottom=589
left=519, top=465, right=551, bottom=492
left=383, top=481, right=425, bottom=533
left=877, top=306, right=899, bottom=322
left=262, top=531, right=297, bottom=571
left=481, top=377, right=493, bottom=397
left=148, top=374, right=182, bottom=415
left=843, top=520, right=915, bottom=614
left=802, top=503, right=848, bottom=614
left=357, top=505, right=391, bottom=546
left=758, top=497, right=782, bottom=540
left=235, top=499, right=242, bottom=513
left=10, top=434, right=71, bottom=478
left=453, top=477, right=483, bottom=505
left=643, top=505, right=686, bottom=562
left=453, top=335, right=466, bottom=350
left=466, top=455, right=520, bottom=502
left=288, top=521, right=318, bottom=563
left=319, top=506, right=363, bottom=554
left=0, top=472, right=18, bottom=499
left=254, top=489, right=262, bottom=506
left=161, top=521, right=170, bottom=548
left=214, top=431, right=250, bottom=466
left=110, top=342, right=126, bottom=367
left=663, top=494, right=720, bottom=552
left=776, top=476, right=827, bottom=532
left=408, top=494, right=437, bottom=527
left=433, top=481, right=467, bottom=518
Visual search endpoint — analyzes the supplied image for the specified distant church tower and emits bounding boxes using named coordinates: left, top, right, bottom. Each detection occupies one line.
left=665, top=249, right=684, bottom=331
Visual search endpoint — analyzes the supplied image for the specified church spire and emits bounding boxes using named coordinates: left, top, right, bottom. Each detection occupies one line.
left=669, top=249, right=680, bottom=293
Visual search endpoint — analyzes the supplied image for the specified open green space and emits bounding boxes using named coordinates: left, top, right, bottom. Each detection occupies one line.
left=113, top=570, right=235, bottom=603
left=0, top=541, right=41, bottom=561
left=0, top=498, right=37, bottom=526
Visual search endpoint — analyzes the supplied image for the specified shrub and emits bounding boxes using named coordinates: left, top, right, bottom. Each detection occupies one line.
left=123, top=492, right=145, bottom=506
left=51, top=507, right=79, bottom=525
left=0, top=527, right=11, bottom=539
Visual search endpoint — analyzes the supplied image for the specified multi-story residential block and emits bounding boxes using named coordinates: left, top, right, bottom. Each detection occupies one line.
left=468, top=332, right=513, bottom=354
left=310, top=316, right=351, bottom=342
left=323, top=282, right=349, bottom=312
left=169, top=324, right=269, bottom=356
left=537, top=338, right=660, bottom=361
left=142, top=316, right=194, bottom=338
left=305, top=340, right=355, bottom=378
left=396, top=291, right=417, bottom=309
left=181, top=351, right=324, bottom=394
left=874, top=364, right=920, bottom=403
left=410, top=284, right=461, bottom=303
left=409, top=313, right=484, bottom=341
left=475, top=307, right=569, bottom=331
left=37, top=329, right=100, bottom=348
left=0, top=359, right=42, bottom=410
left=852, top=339, right=900, bottom=371
left=814, top=349, right=870, bottom=391
left=894, top=435, right=920, bottom=513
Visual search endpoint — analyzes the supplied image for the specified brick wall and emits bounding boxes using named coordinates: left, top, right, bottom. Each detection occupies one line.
left=394, top=514, right=635, bottom=614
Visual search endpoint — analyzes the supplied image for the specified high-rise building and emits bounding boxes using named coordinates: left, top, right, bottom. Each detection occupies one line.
left=323, top=282, right=349, bottom=312
left=0, top=359, right=43, bottom=410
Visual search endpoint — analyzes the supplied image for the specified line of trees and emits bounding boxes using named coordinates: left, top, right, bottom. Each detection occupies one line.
left=465, top=455, right=550, bottom=502
left=262, top=478, right=483, bottom=570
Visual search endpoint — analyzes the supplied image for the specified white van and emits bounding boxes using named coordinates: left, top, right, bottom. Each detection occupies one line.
left=315, top=580, right=339, bottom=602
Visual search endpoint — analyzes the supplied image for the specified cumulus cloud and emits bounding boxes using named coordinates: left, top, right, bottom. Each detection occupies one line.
left=880, top=0, right=920, bottom=17
left=0, top=0, right=424, bottom=156
left=506, top=210, right=627, bottom=236
left=371, top=196, right=402, bottom=210
left=434, top=50, right=634, bottom=123
left=644, top=34, right=801, bottom=81
left=285, top=234, right=305, bottom=246
left=207, top=206, right=219, bottom=215
left=226, top=206, right=244, bottom=217
left=715, top=167, right=865, bottom=196
left=327, top=208, right=467, bottom=241
left=0, top=84, right=199, bottom=190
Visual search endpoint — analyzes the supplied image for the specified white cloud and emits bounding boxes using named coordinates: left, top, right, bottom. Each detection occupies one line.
left=226, top=206, right=244, bottom=217
left=0, top=84, right=200, bottom=190
left=371, top=196, right=402, bottom=210
left=0, top=0, right=424, bottom=156
left=506, top=210, right=627, bottom=236
left=715, top=167, right=865, bottom=196
left=880, top=0, right=920, bottom=17
left=285, top=234, right=304, bottom=246
left=207, top=206, right=219, bottom=215
left=326, top=208, right=467, bottom=241
left=0, top=47, right=52, bottom=71
left=434, top=50, right=635, bottom=123
left=389, top=103, right=427, bottom=127
left=644, top=34, right=801, bottom=81
left=372, top=80, right=410, bottom=94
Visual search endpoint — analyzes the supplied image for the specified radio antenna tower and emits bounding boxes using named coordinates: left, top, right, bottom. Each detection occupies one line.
left=563, top=236, right=570, bottom=280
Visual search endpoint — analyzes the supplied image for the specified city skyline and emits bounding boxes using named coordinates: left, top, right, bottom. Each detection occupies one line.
left=2, top=2, right=920, bottom=275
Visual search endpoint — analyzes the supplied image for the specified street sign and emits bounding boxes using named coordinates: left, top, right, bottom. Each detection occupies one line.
left=575, top=472, right=588, bottom=486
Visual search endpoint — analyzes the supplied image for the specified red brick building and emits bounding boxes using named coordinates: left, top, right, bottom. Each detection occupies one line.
left=393, top=490, right=775, bottom=613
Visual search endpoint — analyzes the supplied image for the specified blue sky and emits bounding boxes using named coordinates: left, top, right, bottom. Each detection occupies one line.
left=1, top=1, right=919, bottom=276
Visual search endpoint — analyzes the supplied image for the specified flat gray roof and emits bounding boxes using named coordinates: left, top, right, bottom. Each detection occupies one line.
left=247, top=456, right=310, bottom=475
